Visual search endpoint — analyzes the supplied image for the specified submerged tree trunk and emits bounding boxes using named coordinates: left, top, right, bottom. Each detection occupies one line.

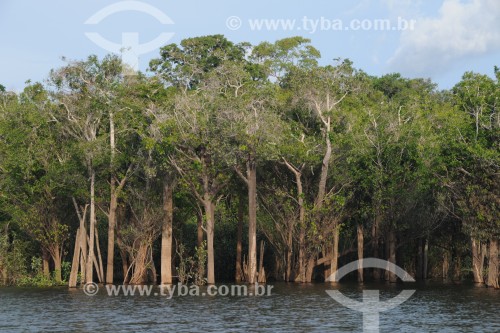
left=161, top=178, right=174, bottom=285
left=471, top=238, right=485, bottom=284
left=285, top=223, right=293, bottom=282
left=235, top=193, right=244, bottom=283
left=204, top=195, right=216, bottom=285
left=247, top=158, right=257, bottom=284
left=372, top=213, right=381, bottom=280
left=357, top=223, right=364, bottom=283
left=42, top=248, right=50, bottom=278
left=417, top=238, right=429, bottom=280
left=106, top=179, right=117, bottom=285
left=52, top=244, right=62, bottom=283
left=68, top=228, right=81, bottom=287
left=486, top=239, right=499, bottom=289
left=423, top=239, right=428, bottom=280
left=86, top=169, right=96, bottom=283
left=387, top=229, right=397, bottom=283
left=442, top=250, right=450, bottom=281
left=197, top=211, right=203, bottom=249
left=283, top=159, right=304, bottom=283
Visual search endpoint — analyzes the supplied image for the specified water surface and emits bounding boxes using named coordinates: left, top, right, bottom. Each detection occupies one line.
left=0, top=282, right=499, bottom=332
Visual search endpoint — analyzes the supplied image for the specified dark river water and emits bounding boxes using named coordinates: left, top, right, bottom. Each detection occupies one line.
left=0, top=282, right=499, bottom=332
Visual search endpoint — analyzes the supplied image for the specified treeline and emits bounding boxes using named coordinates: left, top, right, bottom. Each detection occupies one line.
left=0, top=36, right=498, bottom=288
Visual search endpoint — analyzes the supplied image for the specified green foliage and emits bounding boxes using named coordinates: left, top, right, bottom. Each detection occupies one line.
left=0, top=35, right=498, bottom=286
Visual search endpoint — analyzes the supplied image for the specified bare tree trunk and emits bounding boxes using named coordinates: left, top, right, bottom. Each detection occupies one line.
left=257, top=241, right=266, bottom=283
left=387, top=229, right=397, bottom=283
left=471, top=237, right=485, bottom=284
left=315, top=123, right=331, bottom=208
left=298, top=227, right=305, bottom=282
left=283, top=159, right=304, bottom=283
left=487, top=239, right=499, bottom=289
left=95, top=227, right=104, bottom=283
left=86, top=169, right=96, bottom=284
left=197, top=211, right=203, bottom=249
left=116, top=208, right=129, bottom=284
left=69, top=228, right=81, bottom=287
left=235, top=193, right=244, bottom=283
left=79, top=221, right=87, bottom=284
left=452, top=249, right=462, bottom=283
left=106, top=182, right=117, bottom=285
left=204, top=196, right=216, bottom=285
left=161, top=178, right=174, bottom=285
left=247, top=158, right=257, bottom=284
left=329, top=225, right=340, bottom=282
left=423, top=239, right=428, bottom=280
left=285, top=223, right=293, bottom=282
left=129, top=243, right=149, bottom=285
left=42, top=248, right=50, bottom=278
left=417, top=238, right=423, bottom=280
left=357, top=223, right=364, bottom=283
left=305, top=257, right=315, bottom=282
left=372, top=213, right=381, bottom=280
left=443, top=250, right=450, bottom=281
left=106, top=111, right=117, bottom=285
left=53, top=245, right=62, bottom=283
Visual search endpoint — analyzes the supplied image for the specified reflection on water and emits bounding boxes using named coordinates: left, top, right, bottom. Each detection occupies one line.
left=0, top=282, right=499, bottom=332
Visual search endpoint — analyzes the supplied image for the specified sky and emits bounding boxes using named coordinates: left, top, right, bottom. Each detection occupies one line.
left=1, top=0, right=499, bottom=91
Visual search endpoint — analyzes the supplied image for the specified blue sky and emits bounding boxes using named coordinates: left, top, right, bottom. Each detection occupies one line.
left=1, top=0, right=499, bottom=91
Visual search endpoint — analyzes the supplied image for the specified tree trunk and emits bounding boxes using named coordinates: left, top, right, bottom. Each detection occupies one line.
left=283, top=159, right=304, bottom=283
left=95, top=227, right=104, bottom=283
left=387, top=229, right=397, bottom=283
left=257, top=240, right=266, bottom=283
left=106, top=110, right=117, bottom=284
left=247, top=158, right=257, bottom=284
left=161, top=178, right=174, bottom=285
left=69, top=228, right=81, bottom=287
left=106, top=182, right=117, bottom=284
left=329, top=225, right=340, bottom=283
left=357, top=223, right=364, bottom=283
left=42, top=248, right=50, bottom=278
left=285, top=222, right=293, bottom=282
left=372, top=213, right=381, bottom=280
left=204, top=197, right=216, bottom=285
left=442, top=250, right=450, bottom=281
left=305, top=257, right=315, bottom=282
left=116, top=207, right=129, bottom=284
left=486, top=239, right=499, bottom=289
left=129, top=243, right=149, bottom=285
left=86, top=169, right=96, bottom=283
left=235, top=193, right=244, bottom=283
left=297, top=226, right=305, bottom=282
left=79, top=225, right=87, bottom=285
left=417, top=238, right=423, bottom=280
left=471, top=238, right=485, bottom=284
left=197, top=211, right=203, bottom=249
left=52, top=245, right=62, bottom=283
left=423, top=239, right=428, bottom=279
left=315, top=122, right=331, bottom=208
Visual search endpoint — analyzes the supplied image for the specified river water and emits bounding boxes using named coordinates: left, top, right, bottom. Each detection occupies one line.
left=0, top=282, right=499, bottom=332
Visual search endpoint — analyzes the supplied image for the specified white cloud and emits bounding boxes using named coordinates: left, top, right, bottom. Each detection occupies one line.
left=388, top=0, right=500, bottom=76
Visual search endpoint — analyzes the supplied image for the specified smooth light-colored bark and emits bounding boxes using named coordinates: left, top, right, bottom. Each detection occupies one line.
left=86, top=169, right=96, bottom=284
left=235, top=194, right=244, bottom=283
left=487, top=239, right=499, bottom=289
left=357, top=224, right=364, bottom=283
left=161, top=179, right=174, bottom=285
left=247, top=158, right=257, bottom=284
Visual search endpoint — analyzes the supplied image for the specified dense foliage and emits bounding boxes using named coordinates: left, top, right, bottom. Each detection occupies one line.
left=0, top=36, right=498, bottom=288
